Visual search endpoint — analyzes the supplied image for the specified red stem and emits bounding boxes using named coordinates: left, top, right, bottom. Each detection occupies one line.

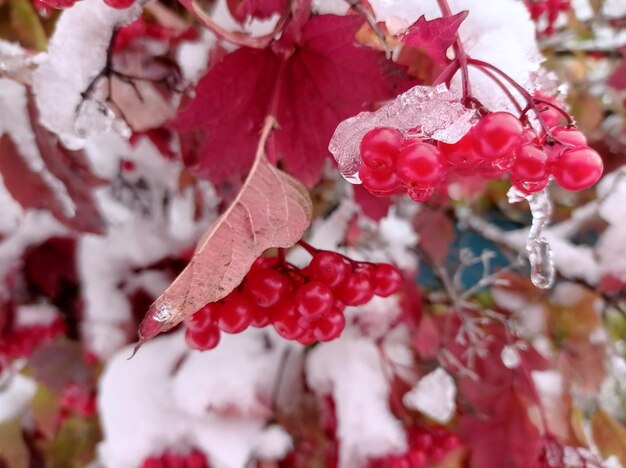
left=470, top=64, right=524, bottom=114
left=297, top=239, right=318, bottom=256
left=436, top=0, right=471, bottom=101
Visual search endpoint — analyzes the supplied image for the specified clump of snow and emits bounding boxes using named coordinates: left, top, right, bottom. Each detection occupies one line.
left=0, top=375, right=37, bottom=423
left=402, top=367, right=456, bottom=424
left=98, top=331, right=293, bottom=468
left=306, top=335, right=406, bottom=467
left=15, top=304, right=59, bottom=327
left=32, top=0, right=141, bottom=144
left=329, top=85, right=475, bottom=183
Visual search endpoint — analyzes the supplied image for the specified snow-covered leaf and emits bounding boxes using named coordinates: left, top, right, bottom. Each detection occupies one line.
left=402, top=367, right=456, bottom=424
left=401, top=12, right=468, bottom=65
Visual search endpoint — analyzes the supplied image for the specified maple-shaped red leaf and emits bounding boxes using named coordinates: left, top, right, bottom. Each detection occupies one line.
left=227, top=0, right=287, bottom=23
left=0, top=135, right=105, bottom=234
left=608, top=46, right=626, bottom=90
left=400, top=11, right=468, bottom=65
left=172, top=13, right=415, bottom=187
left=137, top=120, right=312, bottom=345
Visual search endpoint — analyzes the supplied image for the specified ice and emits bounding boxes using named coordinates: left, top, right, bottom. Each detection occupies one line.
left=507, top=186, right=555, bottom=289
left=329, top=84, right=475, bottom=182
left=74, top=98, right=115, bottom=138
left=402, top=367, right=456, bottom=424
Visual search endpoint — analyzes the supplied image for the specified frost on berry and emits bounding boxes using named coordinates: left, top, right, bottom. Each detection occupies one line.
left=329, top=84, right=475, bottom=183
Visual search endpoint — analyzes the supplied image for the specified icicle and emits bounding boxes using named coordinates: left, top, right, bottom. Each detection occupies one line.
left=507, top=186, right=555, bottom=289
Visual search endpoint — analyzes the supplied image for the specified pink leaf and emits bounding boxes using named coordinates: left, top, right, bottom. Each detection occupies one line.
left=138, top=120, right=313, bottom=344
left=171, top=13, right=414, bottom=187
left=353, top=185, right=392, bottom=220
left=400, top=11, right=468, bottom=65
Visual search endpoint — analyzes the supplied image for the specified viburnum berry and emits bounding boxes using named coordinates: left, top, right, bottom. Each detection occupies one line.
left=217, top=292, right=254, bottom=333
left=335, top=272, right=374, bottom=306
left=372, top=263, right=402, bottom=297
left=272, top=300, right=303, bottom=340
left=312, top=308, right=346, bottom=341
left=552, top=147, right=603, bottom=191
left=243, top=268, right=291, bottom=308
left=309, top=251, right=351, bottom=288
left=550, top=125, right=587, bottom=147
left=359, top=166, right=403, bottom=196
left=360, top=127, right=403, bottom=171
left=510, top=144, right=548, bottom=181
left=185, top=303, right=216, bottom=330
left=35, top=0, right=78, bottom=9
left=473, top=111, right=524, bottom=160
left=103, top=0, right=136, bottom=9
left=295, top=281, right=334, bottom=319
left=395, top=142, right=446, bottom=188
left=437, top=131, right=482, bottom=168
left=185, top=325, right=221, bottom=351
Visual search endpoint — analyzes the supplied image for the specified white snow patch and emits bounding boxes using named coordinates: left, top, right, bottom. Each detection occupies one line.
left=402, top=367, right=456, bottom=424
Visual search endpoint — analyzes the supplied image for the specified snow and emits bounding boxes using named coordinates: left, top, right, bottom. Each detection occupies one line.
left=402, top=367, right=456, bottom=424
left=0, top=375, right=37, bottom=423
left=306, top=335, right=406, bottom=467
left=98, top=331, right=292, bottom=468
left=15, top=304, right=59, bottom=327
left=32, top=0, right=141, bottom=144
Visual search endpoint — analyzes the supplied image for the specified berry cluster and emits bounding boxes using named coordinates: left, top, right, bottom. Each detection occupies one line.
left=142, top=450, right=208, bottom=468
left=184, top=245, right=402, bottom=351
left=358, top=108, right=603, bottom=200
left=0, top=318, right=65, bottom=371
left=368, top=426, right=460, bottom=468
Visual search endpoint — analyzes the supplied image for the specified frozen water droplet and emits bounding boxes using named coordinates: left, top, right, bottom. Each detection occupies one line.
left=507, top=186, right=555, bottom=289
left=112, top=118, right=132, bottom=139
left=407, top=186, right=434, bottom=202
left=522, top=178, right=549, bottom=193
left=501, top=345, right=521, bottom=368
left=74, top=99, right=114, bottom=138
left=153, top=305, right=171, bottom=323
left=492, top=156, right=515, bottom=171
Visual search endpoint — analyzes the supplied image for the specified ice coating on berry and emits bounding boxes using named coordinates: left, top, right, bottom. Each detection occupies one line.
left=329, top=84, right=475, bottom=182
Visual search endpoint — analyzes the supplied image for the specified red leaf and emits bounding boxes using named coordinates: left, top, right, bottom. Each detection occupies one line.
left=172, top=13, right=415, bottom=187
left=353, top=184, right=392, bottom=220
left=458, top=389, right=542, bottom=468
left=0, top=134, right=104, bottom=234
left=400, top=12, right=468, bottom=65
left=413, top=206, right=453, bottom=265
left=137, top=119, right=313, bottom=344
left=227, top=0, right=287, bottom=23
left=608, top=46, right=626, bottom=90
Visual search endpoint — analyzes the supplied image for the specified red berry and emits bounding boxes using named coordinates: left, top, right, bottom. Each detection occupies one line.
left=437, top=131, right=481, bottom=167
left=360, top=127, right=403, bottom=171
left=372, top=263, right=402, bottom=297
left=185, top=303, right=217, bottom=330
left=552, top=147, right=603, bottom=191
left=185, top=326, right=221, bottom=351
left=309, top=251, right=351, bottom=288
left=250, top=256, right=277, bottom=271
left=217, top=293, right=254, bottom=334
left=511, top=144, right=548, bottom=180
left=473, top=112, right=524, bottom=160
left=407, top=450, right=427, bottom=467
left=313, top=309, right=346, bottom=342
left=406, top=186, right=435, bottom=202
left=186, top=450, right=208, bottom=468
left=395, top=143, right=446, bottom=187
left=335, top=272, right=374, bottom=306
left=272, top=301, right=303, bottom=340
left=103, top=0, right=136, bottom=8
left=162, top=452, right=186, bottom=468
left=250, top=307, right=271, bottom=328
left=551, top=125, right=587, bottom=147
left=295, top=281, right=334, bottom=319
left=297, top=328, right=316, bottom=345
left=243, top=269, right=291, bottom=308
left=359, top=166, right=403, bottom=196
left=142, top=457, right=165, bottom=468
